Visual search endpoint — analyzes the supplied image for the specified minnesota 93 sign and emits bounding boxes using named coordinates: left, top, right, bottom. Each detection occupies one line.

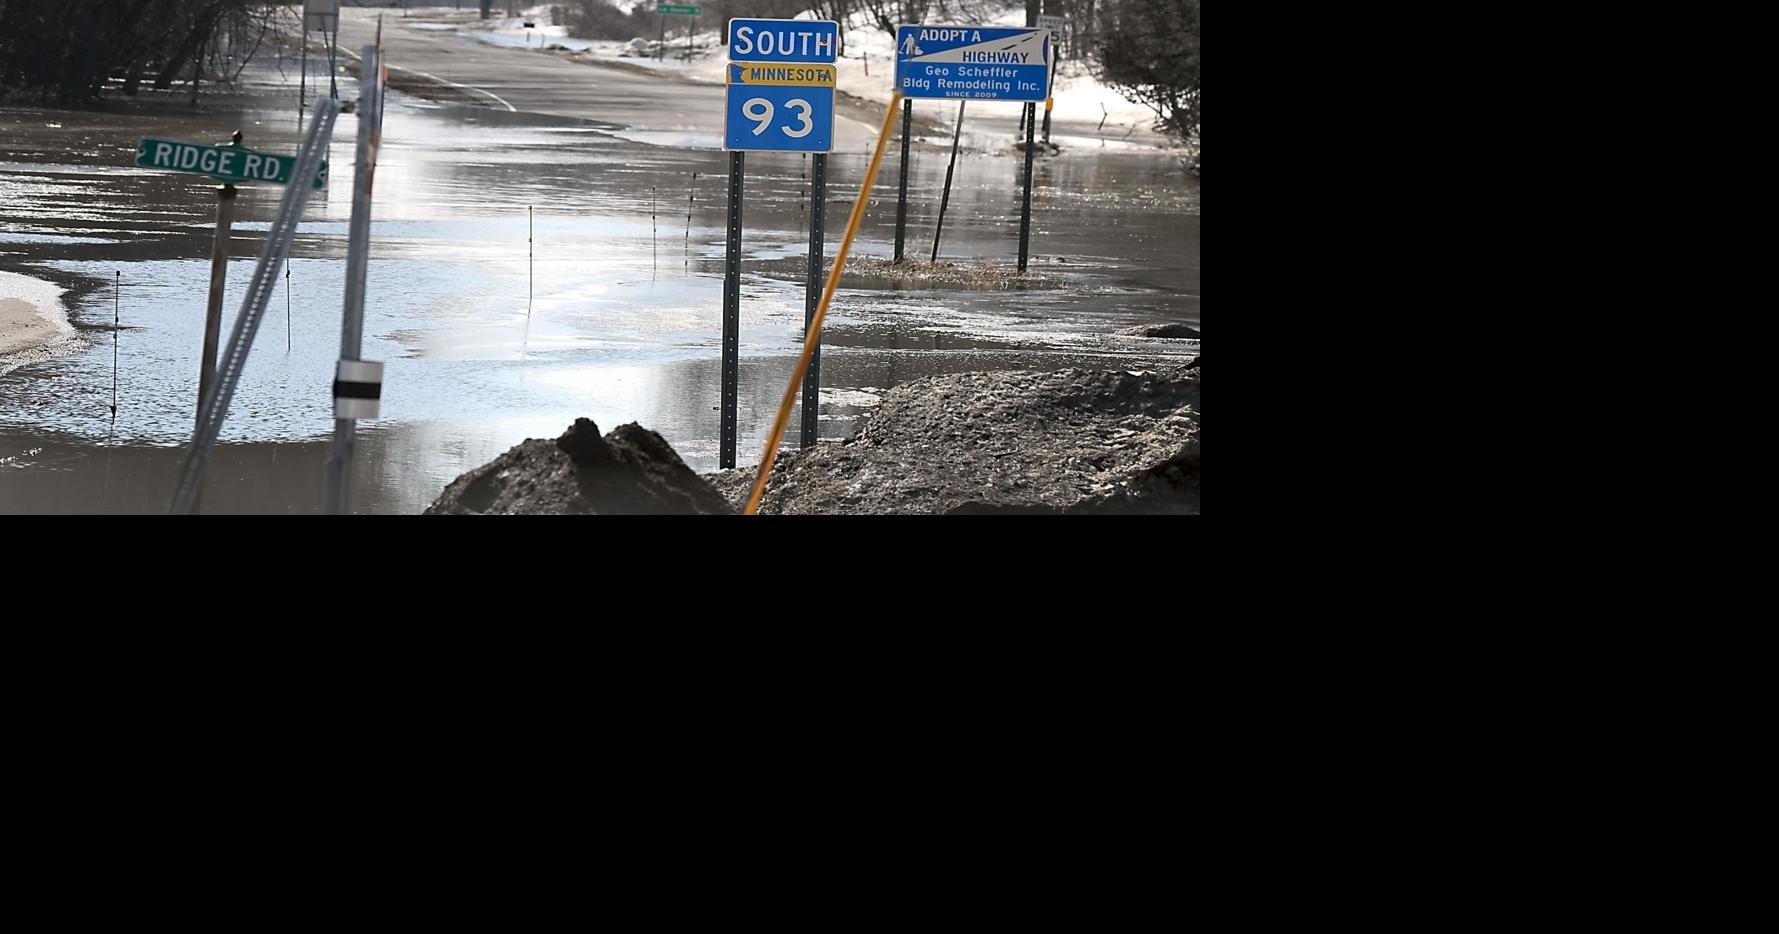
left=725, top=19, right=838, bottom=153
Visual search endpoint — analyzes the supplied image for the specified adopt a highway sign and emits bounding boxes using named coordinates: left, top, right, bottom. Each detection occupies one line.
left=136, top=137, right=329, bottom=189
left=725, top=18, right=837, bottom=153
left=896, top=24, right=1050, bottom=101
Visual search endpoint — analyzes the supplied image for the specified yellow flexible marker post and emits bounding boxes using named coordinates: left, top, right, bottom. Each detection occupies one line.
left=745, top=91, right=905, bottom=515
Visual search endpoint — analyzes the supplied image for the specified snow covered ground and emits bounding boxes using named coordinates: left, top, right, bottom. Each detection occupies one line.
left=0, top=269, right=75, bottom=374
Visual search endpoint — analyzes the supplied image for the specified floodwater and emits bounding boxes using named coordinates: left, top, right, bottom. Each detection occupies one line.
left=0, top=53, right=1198, bottom=515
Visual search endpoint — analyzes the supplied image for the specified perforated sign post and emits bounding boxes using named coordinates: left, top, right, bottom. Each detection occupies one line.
left=718, top=18, right=838, bottom=466
left=896, top=23, right=1052, bottom=272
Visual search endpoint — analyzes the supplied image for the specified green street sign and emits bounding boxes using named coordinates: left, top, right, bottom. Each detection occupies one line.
left=134, top=137, right=329, bottom=189
left=657, top=4, right=701, bottom=14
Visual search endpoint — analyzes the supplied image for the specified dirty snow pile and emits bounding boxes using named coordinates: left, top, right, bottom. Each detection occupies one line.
left=426, top=418, right=734, bottom=515
left=707, top=363, right=1202, bottom=515
left=426, top=364, right=1200, bottom=515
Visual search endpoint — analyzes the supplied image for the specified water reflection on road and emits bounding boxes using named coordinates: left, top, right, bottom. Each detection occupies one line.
left=0, top=60, right=1198, bottom=514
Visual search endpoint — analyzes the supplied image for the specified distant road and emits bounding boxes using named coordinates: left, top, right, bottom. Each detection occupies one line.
left=333, top=10, right=881, bottom=152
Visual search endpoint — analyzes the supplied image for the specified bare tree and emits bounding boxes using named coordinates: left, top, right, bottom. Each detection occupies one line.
left=1092, top=0, right=1198, bottom=145
left=1, top=0, right=275, bottom=104
left=857, top=0, right=928, bottom=38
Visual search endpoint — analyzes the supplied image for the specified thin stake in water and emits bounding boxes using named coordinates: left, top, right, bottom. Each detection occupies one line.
left=326, top=20, right=339, bottom=99
left=111, top=271, right=119, bottom=418
left=528, top=205, right=533, bottom=317
left=285, top=263, right=291, bottom=351
left=685, top=171, right=697, bottom=270
left=931, top=99, right=965, bottom=263
left=651, top=185, right=658, bottom=275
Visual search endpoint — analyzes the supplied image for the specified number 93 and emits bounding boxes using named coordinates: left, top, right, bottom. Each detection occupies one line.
left=741, top=97, right=814, bottom=138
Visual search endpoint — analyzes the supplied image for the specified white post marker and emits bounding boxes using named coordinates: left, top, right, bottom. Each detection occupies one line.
left=333, top=360, right=384, bottom=419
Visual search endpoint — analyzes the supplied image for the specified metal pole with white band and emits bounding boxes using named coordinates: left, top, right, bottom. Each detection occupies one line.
left=325, top=44, right=386, bottom=515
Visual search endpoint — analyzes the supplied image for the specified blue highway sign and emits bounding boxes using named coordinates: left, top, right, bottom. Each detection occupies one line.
left=726, top=19, right=838, bottom=153
left=895, top=24, right=1050, bottom=101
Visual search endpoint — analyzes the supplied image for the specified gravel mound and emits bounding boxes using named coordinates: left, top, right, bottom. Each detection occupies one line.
left=426, top=418, right=733, bottom=515
left=706, top=364, right=1201, bottom=515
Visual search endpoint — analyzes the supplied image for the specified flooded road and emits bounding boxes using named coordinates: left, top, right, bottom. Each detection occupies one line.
left=0, top=39, right=1198, bottom=515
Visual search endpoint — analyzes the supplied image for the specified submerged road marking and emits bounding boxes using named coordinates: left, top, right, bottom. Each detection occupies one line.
left=335, top=43, right=516, bottom=112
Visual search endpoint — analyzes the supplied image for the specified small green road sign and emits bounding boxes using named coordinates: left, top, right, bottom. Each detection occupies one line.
left=657, top=4, right=701, bottom=15
left=134, top=137, right=329, bottom=189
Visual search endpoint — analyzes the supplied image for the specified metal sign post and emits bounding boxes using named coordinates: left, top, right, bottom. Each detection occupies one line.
left=168, top=98, right=340, bottom=515
left=721, top=151, right=742, bottom=468
left=894, top=99, right=911, bottom=262
left=133, top=132, right=329, bottom=425
left=326, top=45, right=386, bottom=515
left=720, top=17, right=838, bottom=468
left=802, top=153, right=826, bottom=447
left=201, top=149, right=238, bottom=427
left=1020, top=102, right=1035, bottom=271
